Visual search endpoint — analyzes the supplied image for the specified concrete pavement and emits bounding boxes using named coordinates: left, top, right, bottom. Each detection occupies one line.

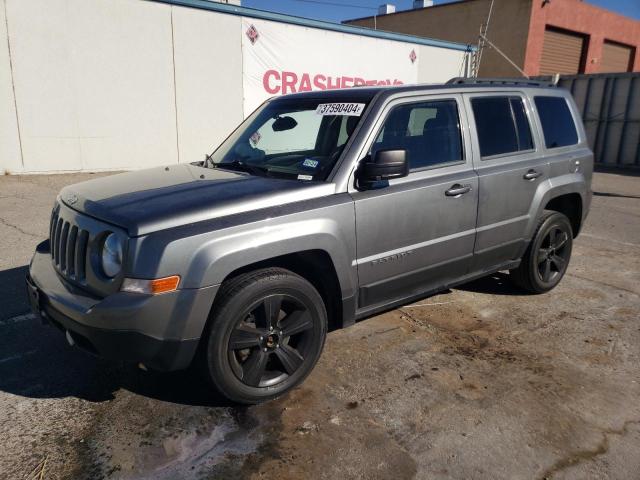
left=0, top=170, right=638, bottom=479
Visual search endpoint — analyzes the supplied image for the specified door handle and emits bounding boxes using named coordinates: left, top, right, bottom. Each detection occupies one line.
left=523, top=169, right=542, bottom=180
left=445, top=184, right=471, bottom=197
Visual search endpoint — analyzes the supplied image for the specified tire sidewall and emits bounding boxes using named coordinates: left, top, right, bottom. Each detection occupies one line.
left=527, top=213, right=573, bottom=293
left=205, top=272, right=327, bottom=403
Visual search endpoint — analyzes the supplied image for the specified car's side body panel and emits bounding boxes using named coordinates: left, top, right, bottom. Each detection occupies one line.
left=462, top=90, right=551, bottom=270
left=347, top=93, right=478, bottom=311
left=522, top=90, right=593, bottom=243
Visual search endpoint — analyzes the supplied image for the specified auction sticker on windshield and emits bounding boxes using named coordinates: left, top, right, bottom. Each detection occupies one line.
left=316, top=103, right=365, bottom=116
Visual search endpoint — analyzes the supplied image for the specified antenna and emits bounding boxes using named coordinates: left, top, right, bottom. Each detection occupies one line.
left=472, top=0, right=495, bottom=77
left=479, top=33, right=529, bottom=78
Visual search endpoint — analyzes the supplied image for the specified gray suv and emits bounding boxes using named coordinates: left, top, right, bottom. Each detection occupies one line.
left=27, top=78, right=592, bottom=404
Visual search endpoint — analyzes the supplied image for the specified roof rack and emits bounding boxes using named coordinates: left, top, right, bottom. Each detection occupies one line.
left=446, top=77, right=556, bottom=87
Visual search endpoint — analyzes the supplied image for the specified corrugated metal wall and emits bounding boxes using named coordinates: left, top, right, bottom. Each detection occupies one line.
left=538, top=73, right=640, bottom=169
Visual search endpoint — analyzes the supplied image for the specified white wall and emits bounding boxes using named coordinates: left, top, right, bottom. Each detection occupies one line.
left=0, top=0, right=468, bottom=174
left=172, top=7, right=243, bottom=164
left=417, top=44, right=467, bottom=83
left=4, top=0, right=177, bottom=173
left=0, top=0, right=23, bottom=174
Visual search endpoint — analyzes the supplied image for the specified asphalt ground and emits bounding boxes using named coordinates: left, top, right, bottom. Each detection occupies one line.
left=0, top=170, right=639, bottom=479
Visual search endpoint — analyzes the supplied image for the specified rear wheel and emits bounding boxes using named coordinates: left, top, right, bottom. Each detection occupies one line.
left=202, top=268, right=327, bottom=404
left=510, top=210, right=573, bottom=293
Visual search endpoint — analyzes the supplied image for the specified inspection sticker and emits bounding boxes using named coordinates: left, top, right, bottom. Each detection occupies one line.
left=302, top=158, right=319, bottom=168
left=315, top=103, right=365, bottom=116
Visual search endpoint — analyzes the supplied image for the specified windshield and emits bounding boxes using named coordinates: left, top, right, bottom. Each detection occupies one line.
left=207, top=98, right=368, bottom=181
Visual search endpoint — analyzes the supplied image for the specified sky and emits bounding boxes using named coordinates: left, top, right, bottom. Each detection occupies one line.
left=240, top=0, right=640, bottom=23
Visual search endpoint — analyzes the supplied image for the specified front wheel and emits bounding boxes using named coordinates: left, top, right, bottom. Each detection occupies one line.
left=510, top=210, right=573, bottom=294
left=202, top=268, right=327, bottom=404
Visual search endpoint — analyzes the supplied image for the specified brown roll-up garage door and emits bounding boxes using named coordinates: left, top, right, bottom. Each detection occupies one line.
left=601, top=41, right=633, bottom=73
left=539, top=27, right=586, bottom=75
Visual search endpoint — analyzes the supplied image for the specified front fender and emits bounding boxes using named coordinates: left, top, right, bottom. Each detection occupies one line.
left=127, top=195, right=357, bottom=300
left=187, top=215, right=357, bottom=298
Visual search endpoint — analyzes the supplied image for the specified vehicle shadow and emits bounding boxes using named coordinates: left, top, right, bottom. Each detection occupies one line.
left=0, top=265, right=233, bottom=407
left=456, top=271, right=526, bottom=296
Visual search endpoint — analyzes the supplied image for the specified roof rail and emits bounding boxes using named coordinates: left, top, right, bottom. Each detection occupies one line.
left=446, top=77, right=556, bottom=87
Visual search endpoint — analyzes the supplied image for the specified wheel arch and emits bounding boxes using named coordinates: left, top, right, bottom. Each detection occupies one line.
left=211, top=250, right=347, bottom=332
left=544, top=193, right=583, bottom=237
left=526, top=174, right=587, bottom=240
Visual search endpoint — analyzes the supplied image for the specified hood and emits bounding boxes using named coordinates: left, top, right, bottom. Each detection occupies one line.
left=59, top=164, right=336, bottom=236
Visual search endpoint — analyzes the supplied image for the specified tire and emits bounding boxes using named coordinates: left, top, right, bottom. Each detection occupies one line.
left=201, top=267, right=327, bottom=404
left=510, top=210, right=573, bottom=294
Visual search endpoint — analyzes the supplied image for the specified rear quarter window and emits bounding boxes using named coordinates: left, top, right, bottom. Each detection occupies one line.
left=534, top=96, right=579, bottom=149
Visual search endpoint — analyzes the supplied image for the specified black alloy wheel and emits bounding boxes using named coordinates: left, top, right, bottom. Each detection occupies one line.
left=202, top=268, right=327, bottom=404
left=228, top=293, right=317, bottom=388
left=510, top=210, right=573, bottom=293
left=535, top=225, right=570, bottom=284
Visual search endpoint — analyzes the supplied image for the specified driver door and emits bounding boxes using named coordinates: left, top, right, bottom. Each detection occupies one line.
left=350, top=95, right=478, bottom=312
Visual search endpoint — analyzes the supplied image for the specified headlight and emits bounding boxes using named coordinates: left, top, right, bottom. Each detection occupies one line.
left=101, top=233, right=123, bottom=278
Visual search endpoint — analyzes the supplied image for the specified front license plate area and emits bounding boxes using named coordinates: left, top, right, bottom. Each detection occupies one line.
left=25, top=276, right=47, bottom=323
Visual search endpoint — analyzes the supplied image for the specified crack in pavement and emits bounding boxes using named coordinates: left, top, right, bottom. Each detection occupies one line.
left=580, top=233, right=640, bottom=248
left=539, top=420, right=640, bottom=479
left=0, top=177, right=60, bottom=191
left=567, top=272, right=640, bottom=297
left=0, top=216, right=42, bottom=239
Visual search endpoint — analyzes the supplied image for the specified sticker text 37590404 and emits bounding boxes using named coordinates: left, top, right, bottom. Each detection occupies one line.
left=315, top=103, right=365, bottom=116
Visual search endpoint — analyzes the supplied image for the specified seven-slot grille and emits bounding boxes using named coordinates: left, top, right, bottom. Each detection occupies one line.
left=50, top=208, right=89, bottom=282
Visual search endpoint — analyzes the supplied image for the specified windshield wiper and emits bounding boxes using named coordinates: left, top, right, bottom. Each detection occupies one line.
left=214, top=160, right=269, bottom=177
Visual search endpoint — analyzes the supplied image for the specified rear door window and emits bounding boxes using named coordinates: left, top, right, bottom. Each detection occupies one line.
left=471, top=96, right=534, bottom=158
left=534, top=96, right=579, bottom=148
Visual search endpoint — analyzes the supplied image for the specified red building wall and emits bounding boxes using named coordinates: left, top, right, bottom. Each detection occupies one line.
left=524, top=0, right=640, bottom=76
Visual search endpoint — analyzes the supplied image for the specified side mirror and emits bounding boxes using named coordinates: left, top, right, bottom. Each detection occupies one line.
left=358, top=149, right=409, bottom=186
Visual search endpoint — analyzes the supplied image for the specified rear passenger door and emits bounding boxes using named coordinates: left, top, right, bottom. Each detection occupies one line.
left=464, top=92, right=549, bottom=271
left=351, top=95, right=478, bottom=312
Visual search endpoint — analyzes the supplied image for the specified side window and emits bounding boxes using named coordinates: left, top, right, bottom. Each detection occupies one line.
left=510, top=97, right=534, bottom=151
left=371, top=99, right=463, bottom=170
left=471, top=96, right=534, bottom=158
left=535, top=96, right=579, bottom=149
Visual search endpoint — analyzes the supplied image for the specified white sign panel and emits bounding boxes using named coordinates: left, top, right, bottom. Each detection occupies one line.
left=315, top=103, right=366, bottom=116
left=241, top=18, right=420, bottom=115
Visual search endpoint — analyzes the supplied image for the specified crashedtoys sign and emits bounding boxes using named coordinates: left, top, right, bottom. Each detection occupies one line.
left=262, top=69, right=404, bottom=94
left=242, top=19, right=418, bottom=115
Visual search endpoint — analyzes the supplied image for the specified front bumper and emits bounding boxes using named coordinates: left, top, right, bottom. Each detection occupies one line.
left=27, top=241, right=218, bottom=371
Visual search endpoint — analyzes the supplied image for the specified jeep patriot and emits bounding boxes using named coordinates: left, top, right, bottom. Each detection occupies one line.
left=27, top=78, right=592, bottom=404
